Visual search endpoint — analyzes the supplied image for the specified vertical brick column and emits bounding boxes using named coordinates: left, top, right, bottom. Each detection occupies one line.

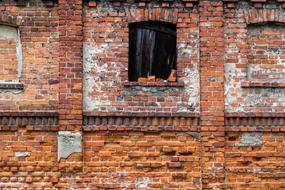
left=58, top=0, right=83, bottom=131
left=199, top=1, right=225, bottom=189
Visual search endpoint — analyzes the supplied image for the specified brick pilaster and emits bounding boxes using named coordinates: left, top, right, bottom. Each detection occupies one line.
left=58, top=0, right=83, bottom=131
left=199, top=1, right=226, bottom=189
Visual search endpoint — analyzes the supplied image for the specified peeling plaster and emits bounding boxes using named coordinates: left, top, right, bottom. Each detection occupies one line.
left=236, top=133, right=263, bottom=147
left=57, top=131, right=82, bottom=160
left=136, top=178, right=150, bottom=189
left=83, top=3, right=200, bottom=113
left=14, top=152, right=31, bottom=157
left=225, top=5, right=285, bottom=113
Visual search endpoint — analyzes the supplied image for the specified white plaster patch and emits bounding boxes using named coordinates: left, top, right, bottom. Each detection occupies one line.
left=136, top=178, right=150, bottom=189
left=224, top=7, right=285, bottom=113
left=58, top=131, right=82, bottom=160
left=236, top=133, right=263, bottom=147
left=14, top=152, right=31, bottom=157
left=0, top=25, right=17, bottom=39
left=83, top=42, right=112, bottom=111
left=83, top=4, right=200, bottom=114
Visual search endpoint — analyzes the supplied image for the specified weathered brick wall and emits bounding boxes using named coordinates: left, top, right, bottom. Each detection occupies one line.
left=224, top=1, right=285, bottom=113
left=0, top=130, right=58, bottom=189
left=226, top=131, right=285, bottom=190
left=0, top=0, right=285, bottom=189
left=83, top=1, right=200, bottom=114
left=83, top=131, right=201, bottom=189
left=0, top=0, right=59, bottom=111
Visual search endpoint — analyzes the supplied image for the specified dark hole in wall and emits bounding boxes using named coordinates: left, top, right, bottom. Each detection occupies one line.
left=128, top=21, right=177, bottom=82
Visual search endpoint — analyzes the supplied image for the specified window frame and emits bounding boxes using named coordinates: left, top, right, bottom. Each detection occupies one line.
left=128, top=21, right=177, bottom=83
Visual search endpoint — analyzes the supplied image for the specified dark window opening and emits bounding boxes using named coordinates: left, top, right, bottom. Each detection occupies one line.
left=128, top=21, right=177, bottom=82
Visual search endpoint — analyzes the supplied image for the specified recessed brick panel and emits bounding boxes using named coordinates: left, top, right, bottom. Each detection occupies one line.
left=0, top=1, right=59, bottom=111
left=224, top=1, right=285, bottom=113
left=83, top=1, right=200, bottom=114
left=0, top=25, right=18, bottom=82
left=248, top=24, right=285, bottom=81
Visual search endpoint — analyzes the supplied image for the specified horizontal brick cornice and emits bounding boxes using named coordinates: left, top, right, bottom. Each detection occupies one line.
left=0, top=111, right=58, bottom=117
left=225, top=112, right=285, bottom=118
left=83, top=111, right=199, bottom=118
left=83, top=125, right=200, bottom=132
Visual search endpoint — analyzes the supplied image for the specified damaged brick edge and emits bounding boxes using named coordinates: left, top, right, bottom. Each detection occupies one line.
left=0, top=111, right=59, bottom=117
left=83, top=125, right=200, bottom=132
left=0, top=125, right=59, bottom=132
left=83, top=111, right=199, bottom=117
left=225, top=126, right=285, bottom=132
left=0, top=0, right=58, bottom=7
left=241, top=80, right=285, bottom=88
left=225, top=112, right=285, bottom=118
left=85, top=0, right=198, bottom=8
left=0, top=82, right=24, bottom=90
left=123, top=81, right=185, bottom=88
left=223, top=0, right=285, bottom=9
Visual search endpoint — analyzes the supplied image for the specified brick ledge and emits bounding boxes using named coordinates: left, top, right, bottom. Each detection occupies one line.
left=83, top=111, right=199, bottom=117
left=0, top=82, right=24, bottom=90
left=225, top=126, right=285, bottom=132
left=123, top=81, right=185, bottom=88
left=83, top=125, right=199, bottom=132
left=0, top=111, right=59, bottom=117
left=225, top=112, right=285, bottom=117
left=241, top=80, right=285, bottom=88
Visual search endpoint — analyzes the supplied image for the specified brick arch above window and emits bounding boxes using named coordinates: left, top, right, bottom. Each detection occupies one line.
left=244, top=9, right=285, bottom=25
left=126, top=7, right=180, bottom=24
left=0, top=13, right=24, bottom=27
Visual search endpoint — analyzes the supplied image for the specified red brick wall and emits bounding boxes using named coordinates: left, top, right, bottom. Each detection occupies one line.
left=199, top=0, right=225, bottom=189
left=226, top=131, right=285, bottom=190
left=58, top=0, right=83, bottom=131
left=224, top=3, right=285, bottom=113
left=83, top=131, right=201, bottom=189
left=0, top=0, right=285, bottom=189
left=0, top=1, right=59, bottom=111
left=83, top=1, right=200, bottom=114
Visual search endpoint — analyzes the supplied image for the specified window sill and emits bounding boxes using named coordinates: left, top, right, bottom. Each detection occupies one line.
left=0, top=82, right=24, bottom=90
left=123, top=81, right=185, bottom=87
left=241, top=80, right=285, bottom=88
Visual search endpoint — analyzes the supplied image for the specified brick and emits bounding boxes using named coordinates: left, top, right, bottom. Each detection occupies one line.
left=0, top=0, right=284, bottom=189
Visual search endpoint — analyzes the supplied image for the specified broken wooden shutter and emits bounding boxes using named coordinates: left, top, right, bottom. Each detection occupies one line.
left=129, top=21, right=177, bottom=82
